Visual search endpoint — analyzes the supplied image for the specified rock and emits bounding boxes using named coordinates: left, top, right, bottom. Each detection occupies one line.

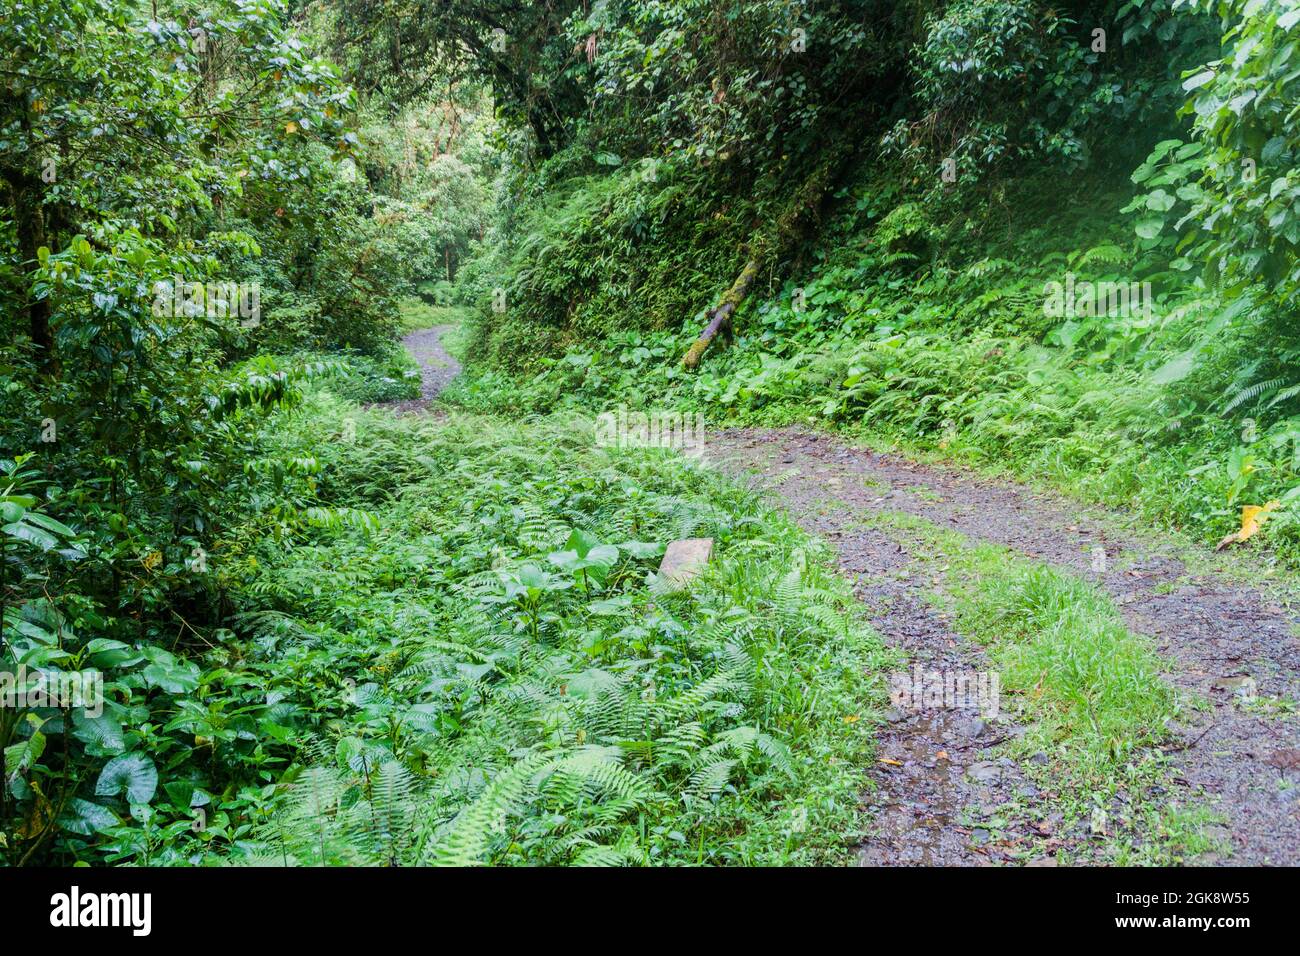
left=970, top=828, right=990, bottom=845
left=1212, top=675, right=1256, bottom=697
left=968, top=761, right=1001, bottom=784
left=657, top=538, right=713, bottom=588
left=1029, top=751, right=1050, bottom=766
left=1026, top=855, right=1058, bottom=867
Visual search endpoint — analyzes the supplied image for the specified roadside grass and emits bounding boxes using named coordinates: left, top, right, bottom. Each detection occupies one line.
left=220, top=397, right=895, bottom=865
left=858, top=510, right=1223, bottom=863
left=397, top=296, right=467, bottom=332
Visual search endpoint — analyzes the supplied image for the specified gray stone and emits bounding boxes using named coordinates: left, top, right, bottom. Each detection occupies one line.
left=657, top=538, right=714, bottom=588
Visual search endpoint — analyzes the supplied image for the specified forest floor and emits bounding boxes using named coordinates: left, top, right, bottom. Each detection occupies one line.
left=401, top=324, right=1300, bottom=866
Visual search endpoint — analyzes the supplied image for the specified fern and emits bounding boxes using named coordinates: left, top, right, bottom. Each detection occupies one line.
left=426, top=752, right=555, bottom=866
left=1223, top=377, right=1287, bottom=415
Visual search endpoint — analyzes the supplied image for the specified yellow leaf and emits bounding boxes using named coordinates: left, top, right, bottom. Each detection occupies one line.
left=842, top=714, right=858, bottom=723
left=17, top=784, right=53, bottom=839
left=142, top=551, right=162, bottom=570
left=879, top=758, right=902, bottom=766
left=285, top=121, right=298, bottom=134
left=1216, top=500, right=1281, bottom=550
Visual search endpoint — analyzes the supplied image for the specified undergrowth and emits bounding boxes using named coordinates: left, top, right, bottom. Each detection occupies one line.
left=195, top=395, right=892, bottom=865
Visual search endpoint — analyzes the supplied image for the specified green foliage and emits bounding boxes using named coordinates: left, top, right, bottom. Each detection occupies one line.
left=215, top=402, right=889, bottom=866
left=1134, top=1, right=1300, bottom=306
left=0, top=0, right=431, bottom=863
left=884, top=0, right=1216, bottom=186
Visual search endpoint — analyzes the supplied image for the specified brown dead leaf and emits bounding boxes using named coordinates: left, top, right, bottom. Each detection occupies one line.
left=17, top=784, right=53, bottom=839
left=1265, top=748, right=1300, bottom=770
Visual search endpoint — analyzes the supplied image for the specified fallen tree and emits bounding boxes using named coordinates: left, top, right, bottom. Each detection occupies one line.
left=680, top=139, right=859, bottom=370
left=681, top=255, right=760, bottom=369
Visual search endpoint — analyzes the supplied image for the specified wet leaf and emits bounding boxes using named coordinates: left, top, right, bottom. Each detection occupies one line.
left=1215, top=500, right=1280, bottom=550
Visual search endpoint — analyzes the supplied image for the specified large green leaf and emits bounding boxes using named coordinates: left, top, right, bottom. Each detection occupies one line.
left=95, top=753, right=159, bottom=805
left=3, top=521, right=58, bottom=551
left=4, top=730, right=46, bottom=776
left=59, top=798, right=120, bottom=836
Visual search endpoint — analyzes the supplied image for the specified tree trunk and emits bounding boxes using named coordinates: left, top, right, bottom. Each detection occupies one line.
left=10, top=171, right=57, bottom=375
left=679, top=134, right=861, bottom=369
left=681, top=258, right=759, bottom=369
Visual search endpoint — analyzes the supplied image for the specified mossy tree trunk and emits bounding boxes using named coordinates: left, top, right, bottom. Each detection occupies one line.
left=679, top=138, right=856, bottom=369
left=681, top=256, right=761, bottom=369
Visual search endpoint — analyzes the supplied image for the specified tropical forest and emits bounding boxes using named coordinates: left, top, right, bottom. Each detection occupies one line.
left=1, top=0, right=1298, bottom=895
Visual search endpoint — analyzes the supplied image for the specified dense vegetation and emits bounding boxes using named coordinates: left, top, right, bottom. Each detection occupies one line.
left=1, top=0, right=1296, bottom=866
left=454, top=0, right=1300, bottom=553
